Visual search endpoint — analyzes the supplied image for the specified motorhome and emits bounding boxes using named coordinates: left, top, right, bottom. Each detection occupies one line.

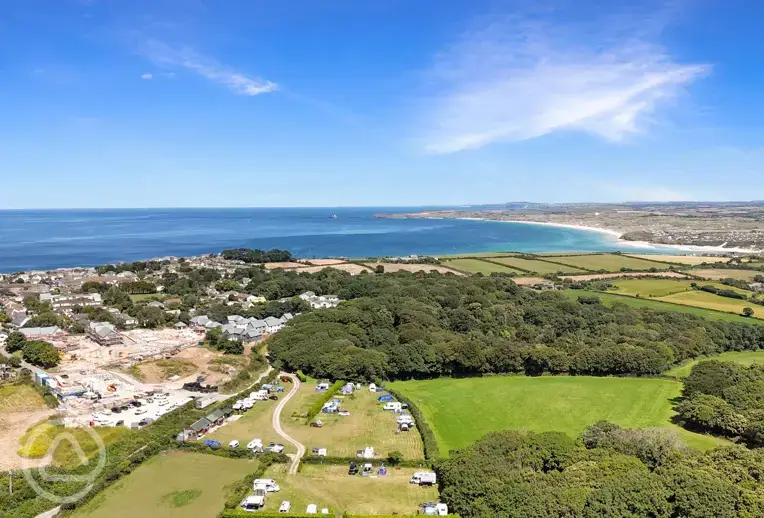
left=383, top=401, right=403, bottom=412
left=253, top=479, right=280, bottom=492
left=247, top=438, right=264, bottom=452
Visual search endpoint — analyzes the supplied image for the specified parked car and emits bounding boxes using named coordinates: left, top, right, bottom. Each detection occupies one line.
left=310, top=420, right=323, bottom=428
left=204, top=439, right=222, bottom=449
left=229, top=440, right=240, bottom=449
left=111, top=406, right=122, bottom=413
left=338, top=410, right=350, bottom=416
left=134, top=408, right=146, bottom=415
left=138, top=418, right=154, bottom=426
left=158, top=400, right=169, bottom=406
left=279, top=501, right=292, bottom=513
left=115, top=420, right=124, bottom=427
left=269, top=395, right=279, bottom=401
left=232, top=400, right=243, bottom=411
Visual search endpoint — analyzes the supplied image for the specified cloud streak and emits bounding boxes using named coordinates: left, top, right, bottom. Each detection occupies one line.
left=139, top=40, right=277, bottom=96
left=422, top=7, right=710, bottom=153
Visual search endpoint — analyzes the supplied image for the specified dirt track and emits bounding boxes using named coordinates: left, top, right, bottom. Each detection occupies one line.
left=271, top=373, right=305, bottom=475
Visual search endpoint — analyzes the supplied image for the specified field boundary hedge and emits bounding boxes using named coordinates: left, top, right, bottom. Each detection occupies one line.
left=301, top=455, right=428, bottom=468
left=304, top=380, right=344, bottom=424
left=385, top=387, right=440, bottom=460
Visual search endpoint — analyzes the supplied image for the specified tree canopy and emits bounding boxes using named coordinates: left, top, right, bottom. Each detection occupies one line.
left=267, top=272, right=764, bottom=382
left=437, top=426, right=764, bottom=518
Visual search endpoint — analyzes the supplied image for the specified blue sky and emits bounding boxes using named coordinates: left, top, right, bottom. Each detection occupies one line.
left=1, top=0, right=763, bottom=209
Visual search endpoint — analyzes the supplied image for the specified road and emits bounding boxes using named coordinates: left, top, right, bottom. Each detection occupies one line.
left=271, top=372, right=305, bottom=475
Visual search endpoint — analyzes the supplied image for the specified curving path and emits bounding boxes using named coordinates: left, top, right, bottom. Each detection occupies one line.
left=271, top=372, right=305, bottom=474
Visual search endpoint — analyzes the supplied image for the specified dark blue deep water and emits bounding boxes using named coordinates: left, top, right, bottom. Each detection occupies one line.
left=0, top=207, right=640, bottom=272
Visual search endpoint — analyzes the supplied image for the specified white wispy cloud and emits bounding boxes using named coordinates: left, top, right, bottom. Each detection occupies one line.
left=138, top=40, right=277, bottom=96
left=422, top=6, right=710, bottom=153
left=141, top=73, right=153, bottom=80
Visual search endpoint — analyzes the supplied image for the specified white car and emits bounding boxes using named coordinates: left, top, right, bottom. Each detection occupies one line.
left=134, top=408, right=147, bottom=415
left=241, top=399, right=254, bottom=410
left=158, top=399, right=169, bottom=406
left=229, top=440, right=240, bottom=449
left=154, top=392, right=168, bottom=400
left=279, top=501, right=291, bottom=513
left=267, top=443, right=285, bottom=453
left=232, top=400, right=243, bottom=411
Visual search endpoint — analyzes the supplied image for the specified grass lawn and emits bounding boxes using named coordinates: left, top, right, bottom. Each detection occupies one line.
left=129, top=293, right=165, bottom=302
left=390, top=376, right=727, bottom=454
left=71, top=452, right=258, bottom=518
left=256, top=463, right=438, bottom=517
left=691, top=269, right=763, bottom=281
left=488, top=256, right=587, bottom=275
left=0, top=384, right=47, bottom=413
left=442, top=258, right=521, bottom=275
left=280, top=382, right=424, bottom=460
left=544, top=254, right=672, bottom=272
left=664, top=350, right=764, bottom=378
left=205, top=398, right=289, bottom=453
left=659, top=290, right=764, bottom=318
left=18, top=422, right=132, bottom=467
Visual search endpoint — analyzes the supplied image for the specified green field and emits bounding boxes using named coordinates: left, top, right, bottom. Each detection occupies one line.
left=611, top=279, right=696, bottom=297
left=442, top=258, right=521, bottom=275
left=488, top=256, right=587, bottom=275
left=0, top=384, right=47, bottom=413
left=129, top=293, right=165, bottom=302
left=660, top=290, right=764, bottom=318
left=71, top=452, right=258, bottom=518
left=18, top=422, right=132, bottom=467
left=544, top=254, right=672, bottom=272
left=280, top=382, right=424, bottom=459
left=609, top=279, right=750, bottom=298
left=256, top=464, right=438, bottom=516
left=560, top=290, right=764, bottom=325
left=664, top=350, right=764, bottom=378
left=391, top=376, right=727, bottom=454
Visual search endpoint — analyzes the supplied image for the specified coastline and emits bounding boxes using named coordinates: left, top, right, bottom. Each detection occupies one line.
left=454, top=217, right=761, bottom=255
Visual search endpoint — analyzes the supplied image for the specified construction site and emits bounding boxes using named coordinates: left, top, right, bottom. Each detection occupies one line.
left=34, top=327, right=230, bottom=429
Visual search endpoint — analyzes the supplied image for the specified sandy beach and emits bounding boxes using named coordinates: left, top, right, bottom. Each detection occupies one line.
left=456, top=217, right=761, bottom=255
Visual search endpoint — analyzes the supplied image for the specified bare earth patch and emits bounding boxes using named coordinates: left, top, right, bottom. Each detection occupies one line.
left=299, top=259, right=348, bottom=266
left=262, top=262, right=307, bottom=270
left=511, top=277, right=547, bottom=286
left=298, top=263, right=372, bottom=275
left=626, top=254, right=731, bottom=265
left=367, top=263, right=465, bottom=275
left=691, top=269, right=762, bottom=281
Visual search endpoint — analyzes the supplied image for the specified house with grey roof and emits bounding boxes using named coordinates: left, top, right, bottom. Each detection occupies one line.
left=190, top=315, right=211, bottom=328
left=87, top=321, right=122, bottom=346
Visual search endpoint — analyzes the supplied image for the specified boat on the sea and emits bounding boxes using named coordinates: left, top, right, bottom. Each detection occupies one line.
left=329, top=214, right=338, bottom=219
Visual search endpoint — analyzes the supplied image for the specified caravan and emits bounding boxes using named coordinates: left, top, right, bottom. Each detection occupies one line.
left=382, top=401, right=403, bottom=412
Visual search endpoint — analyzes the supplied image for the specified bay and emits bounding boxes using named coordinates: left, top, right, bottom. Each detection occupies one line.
left=1, top=207, right=633, bottom=272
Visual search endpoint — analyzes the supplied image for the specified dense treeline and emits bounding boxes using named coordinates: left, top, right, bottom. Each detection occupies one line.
left=437, top=426, right=764, bottom=518
left=220, top=248, right=293, bottom=263
left=676, top=360, right=764, bottom=445
left=268, top=273, right=764, bottom=381
left=95, top=260, right=163, bottom=274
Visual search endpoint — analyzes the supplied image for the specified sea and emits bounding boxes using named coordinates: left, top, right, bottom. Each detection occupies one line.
left=0, top=207, right=654, bottom=273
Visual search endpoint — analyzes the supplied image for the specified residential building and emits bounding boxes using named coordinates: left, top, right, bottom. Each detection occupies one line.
left=87, top=321, right=122, bottom=346
left=20, top=326, right=63, bottom=340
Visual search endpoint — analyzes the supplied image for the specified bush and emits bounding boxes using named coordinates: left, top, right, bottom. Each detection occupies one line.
left=304, top=380, right=344, bottom=424
left=5, top=331, right=26, bottom=353
left=387, top=450, right=403, bottom=465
